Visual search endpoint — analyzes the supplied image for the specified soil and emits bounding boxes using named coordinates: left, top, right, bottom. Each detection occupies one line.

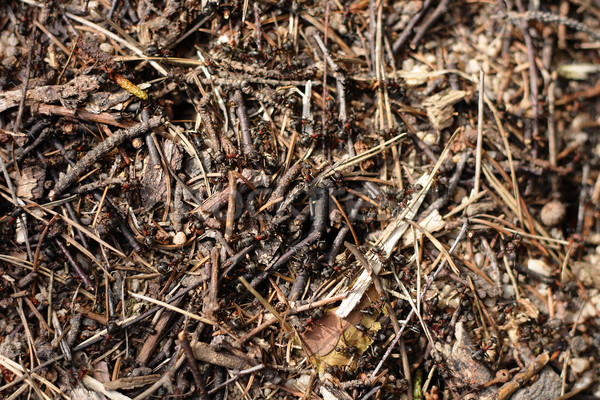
left=1, top=1, right=600, bottom=399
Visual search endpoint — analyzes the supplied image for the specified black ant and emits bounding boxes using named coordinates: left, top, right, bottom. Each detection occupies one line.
left=335, top=345, right=358, bottom=358
left=361, top=295, right=386, bottom=315
left=505, top=233, right=522, bottom=254
left=472, top=337, right=497, bottom=362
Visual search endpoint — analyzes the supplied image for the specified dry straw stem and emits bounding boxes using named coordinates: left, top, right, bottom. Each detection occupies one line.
left=66, top=10, right=169, bottom=77
left=0, top=353, right=62, bottom=400
left=371, top=219, right=470, bottom=378
left=337, top=128, right=459, bottom=318
left=237, top=276, right=291, bottom=333
left=473, top=69, right=485, bottom=198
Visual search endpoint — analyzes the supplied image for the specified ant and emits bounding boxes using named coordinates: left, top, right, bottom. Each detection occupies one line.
left=335, top=345, right=358, bottom=358
left=472, top=337, right=497, bottom=362
left=67, top=367, right=90, bottom=386
left=300, top=163, right=313, bottom=181
left=361, top=295, right=387, bottom=315
left=371, top=245, right=386, bottom=263
left=497, top=233, right=522, bottom=259
left=395, top=183, right=423, bottom=207
left=505, top=233, right=522, bottom=254
left=300, top=308, right=325, bottom=332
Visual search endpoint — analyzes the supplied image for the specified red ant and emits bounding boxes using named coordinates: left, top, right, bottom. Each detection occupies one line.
left=68, top=368, right=89, bottom=386
left=472, top=337, right=497, bottom=362
left=0, top=366, right=15, bottom=383
left=371, top=246, right=386, bottom=263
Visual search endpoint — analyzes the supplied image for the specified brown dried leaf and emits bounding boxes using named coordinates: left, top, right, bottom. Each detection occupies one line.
left=16, top=165, right=46, bottom=200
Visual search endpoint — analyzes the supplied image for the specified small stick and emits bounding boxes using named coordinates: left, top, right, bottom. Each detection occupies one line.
left=13, top=28, right=37, bottom=135
left=235, top=294, right=346, bottom=345
left=2, top=279, right=203, bottom=392
left=473, top=69, right=485, bottom=198
left=289, top=204, right=311, bottom=233
left=51, top=312, right=72, bottom=361
left=63, top=200, right=90, bottom=249
left=224, top=171, right=237, bottom=242
left=250, top=183, right=329, bottom=288
left=145, top=134, right=162, bottom=167
left=199, top=92, right=221, bottom=154
left=33, top=215, right=59, bottom=273
left=0, top=153, right=34, bottom=263
left=208, top=364, right=264, bottom=394
left=238, top=276, right=291, bottom=333
left=220, top=244, right=256, bottom=282
left=327, top=199, right=364, bottom=265
left=330, top=194, right=359, bottom=245
left=231, top=90, right=257, bottom=159
left=132, top=352, right=186, bottom=400
left=371, top=219, right=469, bottom=378
left=504, top=11, right=600, bottom=42
left=481, top=353, right=549, bottom=400
left=54, top=238, right=93, bottom=289
left=9, top=302, right=46, bottom=336
left=275, top=182, right=308, bottom=216
left=288, top=268, right=308, bottom=302
left=266, top=161, right=303, bottom=212
left=313, top=33, right=347, bottom=123
left=8, top=127, right=52, bottom=168
left=576, top=164, right=590, bottom=235
left=72, top=177, right=124, bottom=194
left=178, top=331, right=209, bottom=400
left=320, top=2, right=330, bottom=159
left=253, top=3, right=262, bottom=52
left=302, top=80, right=313, bottom=140
left=423, top=148, right=472, bottom=217
left=558, top=1, right=569, bottom=49
left=515, top=0, right=540, bottom=144
left=49, top=116, right=162, bottom=199
left=32, top=103, right=134, bottom=128
left=199, top=230, right=235, bottom=257
left=119, top=220, right=142, bottom=252
left=205, top=246, right=220, bottom=319
left=392, top=0, right=434, bottom=52
left=480, top=237, right=502, bottom=297
left=411, top=0, right=451, bottom=48
left=400, top=338, right=412, bottom=400
left=345, top=242, right=400, bottom=334
left=368, top=0, right=376, bottom=73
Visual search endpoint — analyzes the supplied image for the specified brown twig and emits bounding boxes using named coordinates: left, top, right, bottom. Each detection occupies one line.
left=250, top=182, right=330, bottom=288
left=53, top=238, right=93, bottom=289
left=266, top=161, right=304, bottom=212
left=392, top=0, right=435, bottom=52
left=49, top=116, right=162, bottom=199
left=411, top=0, right=451, bottom=48
left=231, top=89, right=258, bottom=160
left=13, top=27, right=37, bottom=135
left=514, top=0, right=540, bottom=144
left=178, top=330, right=209, bottom=400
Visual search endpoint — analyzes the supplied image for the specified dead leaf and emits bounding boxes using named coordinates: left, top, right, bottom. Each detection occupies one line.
left=16, top=165, right=46, bottom=200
